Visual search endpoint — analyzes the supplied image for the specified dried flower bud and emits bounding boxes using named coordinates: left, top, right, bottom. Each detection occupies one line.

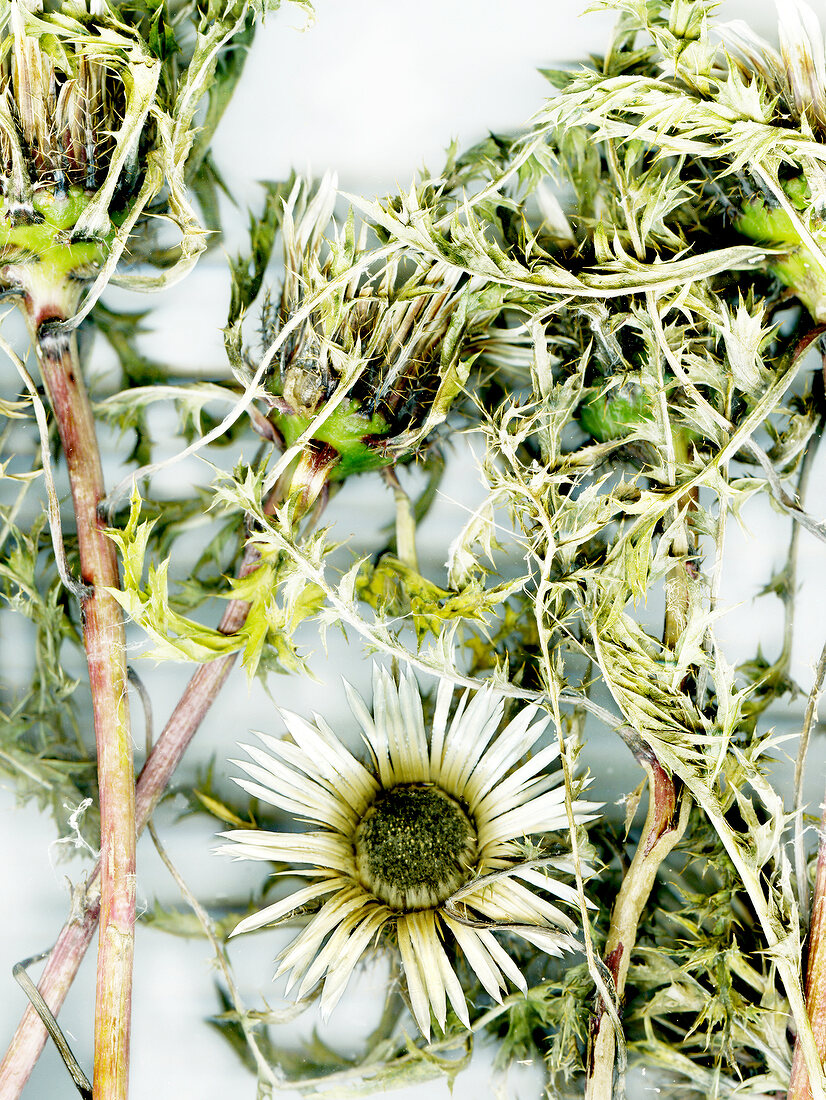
left=721, top=1, right=826, bottom=319
left=0, top=0, right=155, bottom=312
left=578, top=384, right=652, bottom=443
left=0, top=0, right=251, bottom=324
left=263, top=177, right=510, bottom=501
left=733, top=174, right=826, bottom=321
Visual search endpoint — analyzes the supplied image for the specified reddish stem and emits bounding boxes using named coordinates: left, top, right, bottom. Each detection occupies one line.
left=789, top=808, right=826, bottom=1100
left=0, top=546, right=257, bottom=1099
left=29, top=316, right=135, bottom=1100
left=586, top=742, right=688, bottom=1099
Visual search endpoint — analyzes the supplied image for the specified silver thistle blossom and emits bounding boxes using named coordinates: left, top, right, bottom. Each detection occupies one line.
left=218, top=664, right=598, bottom=1038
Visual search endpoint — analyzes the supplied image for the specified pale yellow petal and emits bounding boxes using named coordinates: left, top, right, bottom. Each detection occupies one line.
left=463, top=710, right=550, bottom=810
left=441, top=688, right=502, bottom=793
left=407, top=910, right=447, bottom=1031
left=475, top=928, right=528, bottom=992
left=229, top=877, right=344, bottom=937
left=397, top=914, right=431, bottom=1039
left=319, top=905, right=391, bottom=1016
left=219, top=830, right=355, bottom=874
left=429, top=677, right=455, bottom=775
left=297, top=898, right=384, bottom=1000
left=232, top=767, right=356, bottom=833
left=264, top=718, right=377, bottom=810
left=443, top=915, right=506, bottom=1002
left=396, top=667, right=429, bottom=781
left=277, top=886, right=371, bottom=991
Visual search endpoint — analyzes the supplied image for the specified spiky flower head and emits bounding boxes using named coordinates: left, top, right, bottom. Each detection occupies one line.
left=0, top=0, right=253, bottom=325
left=218, top=664, right=598, bottom=1038
left=259, top=177, right=511, bottom=504
left=723, top=0, right=826, bottom=136
left=717, top=0, right=826, bottom=318
left=542, top=0, right=826, bottom=321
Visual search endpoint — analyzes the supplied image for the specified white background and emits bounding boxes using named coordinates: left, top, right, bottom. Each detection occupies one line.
left=0, top=0, right=815, bottom=1097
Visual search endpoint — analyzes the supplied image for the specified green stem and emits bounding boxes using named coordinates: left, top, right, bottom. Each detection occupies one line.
left=26, top=301, right=135, bottom=1100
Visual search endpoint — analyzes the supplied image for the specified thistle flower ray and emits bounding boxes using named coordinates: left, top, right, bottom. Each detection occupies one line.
left=229, top=878, right=345, bottom=939
left=442, top=915, right=510, bottom=1001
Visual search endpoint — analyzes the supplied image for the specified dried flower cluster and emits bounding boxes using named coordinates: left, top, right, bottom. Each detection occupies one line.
left=5, top=0, right=826, bottom=1098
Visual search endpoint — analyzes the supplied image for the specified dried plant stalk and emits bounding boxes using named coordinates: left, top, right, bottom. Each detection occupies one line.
left=29, top=319, right=135, bottom=1100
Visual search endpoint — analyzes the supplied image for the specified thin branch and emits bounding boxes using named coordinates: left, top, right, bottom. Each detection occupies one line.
left=12, top=953, right=92, bottom=1100
left=790, top=642, right=826, bottom=1100
left=134, top=655, right=275, bottom=1090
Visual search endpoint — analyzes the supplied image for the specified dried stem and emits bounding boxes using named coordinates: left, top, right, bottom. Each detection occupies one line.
left=0, top=574, right=250, bottom=1099
left=22, top=310, right=136, bottom=1100
left=0, top=896, right=101, bottom=1100
left=586, top=747, right=690, bottom=1099
left=144, top=823, right=276, bottom=1089
left=787, top=354, right=826, bottom=1100
left=586, top=395, right=695, bottom=1099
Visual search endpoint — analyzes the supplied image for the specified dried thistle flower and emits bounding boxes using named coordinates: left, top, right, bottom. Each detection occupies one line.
left=0, top=0, right=149, bottom=314
left=0, top=0, right=253, bottom=325
left=723, top=0, right=826, bottom=135
left=219, top=663, right=597, bottom=1038
left=721, top=0, right=826, bottom=318
left=528, top=0, right=826, bottom=319
left=260, top=177, right=510, bottom=503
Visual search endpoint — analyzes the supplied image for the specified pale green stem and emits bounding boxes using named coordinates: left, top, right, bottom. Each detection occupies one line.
left=384, top=467, right=419, bottom=571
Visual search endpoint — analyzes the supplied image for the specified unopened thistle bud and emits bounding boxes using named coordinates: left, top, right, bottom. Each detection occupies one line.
left=0, top=0, right=158, bottom=318
left=262, top=177, right=511, bottom=506
left=722, top=0, right=826, bottom=320
left=578, top=383, right=652, bottom=444
left=732, top=174, right=826, bottom=322
left=0, top=0, right=250, bottom=329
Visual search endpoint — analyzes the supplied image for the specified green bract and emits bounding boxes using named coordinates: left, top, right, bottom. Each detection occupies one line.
left=734, top=176, right=826, bottom=321
left=271, top=397, right=393, bottom=479
left=0, top=187, right=114, bottom=312
left=577, top=385, right=652, bottom=443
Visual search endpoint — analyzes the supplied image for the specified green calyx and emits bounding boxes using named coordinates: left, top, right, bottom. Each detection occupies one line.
left=354, top=783, right=477, bottom=911
left=273, top=398, right=395, bottom=480
left=734, top=175, right=826, bottom=322
left=578, top=385, right=652, bottom=443
left=0, top=187, right=116, bottom=300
